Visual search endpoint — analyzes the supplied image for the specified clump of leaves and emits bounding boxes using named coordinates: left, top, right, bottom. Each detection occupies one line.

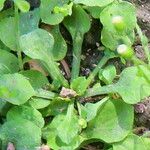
left=0, top=0, right=150, bottom=150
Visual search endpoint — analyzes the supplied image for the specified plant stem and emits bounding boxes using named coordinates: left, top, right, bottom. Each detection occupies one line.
left=86, top=55, right=112, bottom=87
left=136, top=24, right=150, bottom=65
left=14, top=4, right=23, bottom=70
left=71, top=32, right=83, bottom=81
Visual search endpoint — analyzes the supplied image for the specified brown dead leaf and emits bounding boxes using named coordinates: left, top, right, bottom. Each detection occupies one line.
left=60, top=87, right=77, bottom=98
left=28, top=60, right=48, bottom=76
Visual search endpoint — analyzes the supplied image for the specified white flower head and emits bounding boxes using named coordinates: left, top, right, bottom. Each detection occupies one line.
left=117, top=44, right=127, bottom=54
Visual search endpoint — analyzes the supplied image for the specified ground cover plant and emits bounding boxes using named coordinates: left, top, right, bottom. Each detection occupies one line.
left=0, top=0, right=150, bottom=149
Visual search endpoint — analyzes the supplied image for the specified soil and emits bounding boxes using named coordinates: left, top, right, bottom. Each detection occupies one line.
left=131, top=0, right=150, bottom=38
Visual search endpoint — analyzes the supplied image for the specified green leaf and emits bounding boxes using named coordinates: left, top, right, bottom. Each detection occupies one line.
left=101, top=28, right=118, bottom=50
left=0, top=8, right=14, bottom=20
left=84, top=97, right=108, bottom=122
left=143, top=137, right=150, bottom=148
left=14, top=0, right=30, bottom=13
left=0, top=0, right=6, bottom=11
left=114, top=66, right=150, bottom=104
left=0, top=40, right=11, bottom=52
left=19, top=29, right=68, bottom=87
left=43, top=115, right=65, bottom=150
left=0, top=100, right=7, bottom=115
left=28, top=97, right=51, bottom=109
left=86, top=66, right=150, bottom=104
left=20, top=70, right=49, bottom=90
left=50, top=25, right=67, bottom=61
left=0, top=73, right=35, bottom=105
left=7, top=105, right=44, bottom=128
left=57, top=103, right=80, bottom=144
left=41, top=98, right=69, bottom=117
left=0, top=100, right=11, bottom=116
left=34, top=89, right=56, bottom=100
left=86, top=6, right=104, bottom=18
left=64, top=5, right=90, bottom=38
left=100, top=1, right=137, bottom=33
left=71, top=77, right=88, bottom=96
left=20, top=29, right=54, bottom=60
left=43, top=115, right=85, bottom=150
left=0, top=17, right=17, bottom=51
left=74, top=0, right=114, bottom=7
left=101, top=27, right=135, bottom=50
left=53, top=2, right=73, bottom=17
left=99, top=65, right=116, bottom=84
left=0, top=119, right=41, bottom=150
left=40, top=0, right=70, bottom=25
left=0, top=49, right=19, bottom=74
left=113, top=134, right=148, bottom=150
left=100, top=1, right=136, bottom=50
left=63, top=5, right=91, bottom=80
left=83, top=99, right=134, bottom=143
left=0, top=10, right=40, bottom=50
left=138, top=65, right=150, bottom=83
left=19, top=8, right=40, bottom=35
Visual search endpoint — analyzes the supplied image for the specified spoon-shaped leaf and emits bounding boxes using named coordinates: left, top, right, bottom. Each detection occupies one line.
left=85, top=66, right=150, bottom=104
left=0, top=119, right=41, bottom=150
left=0, top=49, right=19, bottom=74
left=64, top=5, right=90, bottom=39
left=0, top=17, right=17, bottom=51
left=83, top=99, right=134, bottom=143
left=57, top=103, right=80, bottom=144
left=19, top=29, right=68, bottom=87
left=7, top=105, right=44, bottom=128
left=20, top=70, right=49, bottom=90
left=64, top=5, right=90, bottom=80
left=40, top=0, right=70, bottom=25
left=113, top=134, right=148, bottom=150
left=100, top=1, right=137, bottom=50
left=114, top=66, right=150, bottom=104
left=0, top=11, right=40, bottom=51
left=14, top=0, right=30, bottom=13
left=0, top=73, right=35, bottom=105
left=100, top=1, right=137, bottom=33
left=43, top=114, right=85, bottom=150
left=50, top=25, right=67, bottom=61
left=101, top=27, right=135, bottom=50
left=19, top=8, right=40, bottom=35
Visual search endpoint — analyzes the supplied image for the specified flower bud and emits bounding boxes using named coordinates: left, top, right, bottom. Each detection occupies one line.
left=112, top=16, right=125, bottom=32
left=78, top=118, right=87, bottom=129
left=117, top=44, right=134, bottom=59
